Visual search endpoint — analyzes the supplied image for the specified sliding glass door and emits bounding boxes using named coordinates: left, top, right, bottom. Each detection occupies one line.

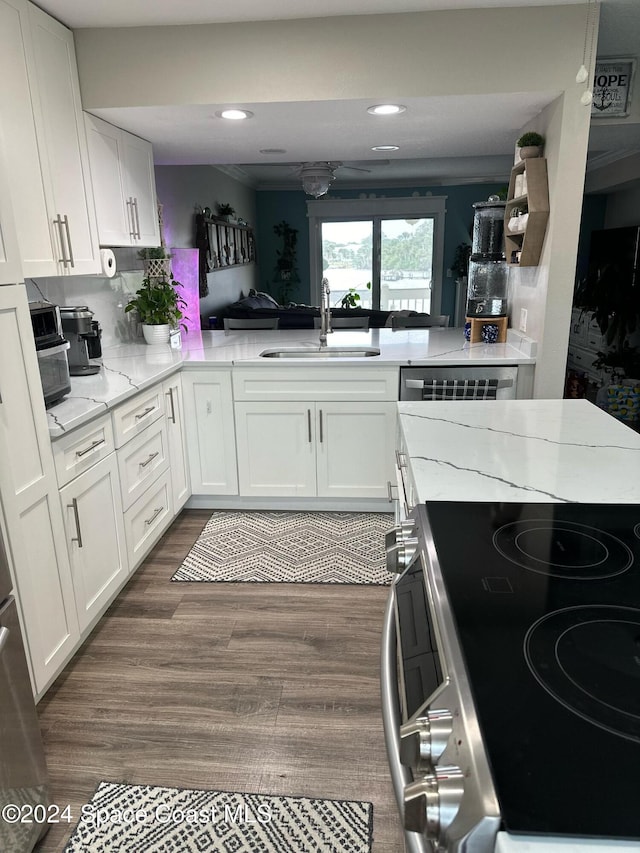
left=310, top=197, right=445, bottom=315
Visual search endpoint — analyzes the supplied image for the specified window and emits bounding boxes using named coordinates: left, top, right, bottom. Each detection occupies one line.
left=308, top=196, right=446, bottom=313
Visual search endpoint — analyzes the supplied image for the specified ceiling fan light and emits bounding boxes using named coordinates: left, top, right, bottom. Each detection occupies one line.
left=300, top=163, right=335, bottom=197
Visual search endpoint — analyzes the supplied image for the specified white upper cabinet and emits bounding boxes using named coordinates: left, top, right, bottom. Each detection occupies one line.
left=27, top=4, right=100, bottom=275
left=0, top=0, right=56, bottom=278
left=0, top=118, right=23, bottom=285
left=0, top=0, right=100, bottom=277
left=85, top=113, right=160, bottom=248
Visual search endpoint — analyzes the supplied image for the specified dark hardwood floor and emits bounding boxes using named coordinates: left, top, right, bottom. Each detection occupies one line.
left=34, top=509, right=404, bottom=852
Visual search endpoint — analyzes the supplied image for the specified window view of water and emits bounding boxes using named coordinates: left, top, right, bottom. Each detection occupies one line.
left=321, top=218, right=434, bottom=313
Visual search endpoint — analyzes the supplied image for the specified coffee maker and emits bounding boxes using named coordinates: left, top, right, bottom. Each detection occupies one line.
left=60, top=306, right=102, bottom=376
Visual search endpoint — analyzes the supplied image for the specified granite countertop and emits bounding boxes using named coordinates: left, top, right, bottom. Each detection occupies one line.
left=398, top=399, right=640, bottom=504
left=47, top=327, right=536, bottom=438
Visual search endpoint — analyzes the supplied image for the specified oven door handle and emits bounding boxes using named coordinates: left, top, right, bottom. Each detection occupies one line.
left=36, top=340, right=70, bottom=359
left=380, top=585, right=429, bottom=853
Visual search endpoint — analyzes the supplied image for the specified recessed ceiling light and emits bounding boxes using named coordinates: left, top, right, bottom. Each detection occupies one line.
left=259, top=148, right=287, bottom=154
left=371, top=145, right=400, bottom=151
left=216, top=109, right=254, bottom=120
left=367, top=104, right=406, bottom=116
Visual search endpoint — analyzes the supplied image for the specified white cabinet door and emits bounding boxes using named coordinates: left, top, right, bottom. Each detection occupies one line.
left=316, top=402, right=397, bottom=499
left=27, top=3, right=100, bottom=275
left=163, top=375, right=190, bottom=513
left=0, top=119, right=22, bottom=285
left=59, top=454, right=128, bottom=634
left=235, top=402, right=317, bottom=497
left=85, top=113, right=159, bottom=248
left=182, top=370, right=238, bottom=495
left=0, top=0, right=58, bottom=278
left=0, top=284, right=79, bottom=695
left=121, top=131, right=160, bottom=247
left=84, top=113, right=130, bottom=246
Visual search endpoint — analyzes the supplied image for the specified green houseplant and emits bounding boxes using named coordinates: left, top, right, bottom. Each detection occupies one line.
left=125, top=274, right=187, bottom=344
left=272, top=220, right=300, bottom=304
left=516, top=131, right=545, bottom=159
left=137, top=246, right=172, bottom=279
left=216, top=202, right=236, bottom=222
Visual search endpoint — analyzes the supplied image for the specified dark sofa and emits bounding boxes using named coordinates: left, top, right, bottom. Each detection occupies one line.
left=207, top=290, right=412, bottom=330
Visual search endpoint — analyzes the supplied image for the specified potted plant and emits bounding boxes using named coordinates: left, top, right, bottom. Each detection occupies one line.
left=216, top=202, right=236, bottom=222
left=124, top=273, right=187, bottom=345
left=137, top=246, right=172, bottom=279
left=273, top=220, right=300, bottom=303
left=516, top=132, right=545, bottom=159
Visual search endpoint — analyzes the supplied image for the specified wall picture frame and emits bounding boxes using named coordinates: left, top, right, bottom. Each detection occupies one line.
left=591, top=57, right=636, bottom=118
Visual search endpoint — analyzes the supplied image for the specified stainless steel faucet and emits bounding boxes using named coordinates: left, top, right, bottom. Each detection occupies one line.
left=319, top=277, right=332, bottom=346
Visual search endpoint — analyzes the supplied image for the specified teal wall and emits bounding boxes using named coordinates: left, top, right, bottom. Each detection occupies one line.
left=255, top=182, right=507, bottom=317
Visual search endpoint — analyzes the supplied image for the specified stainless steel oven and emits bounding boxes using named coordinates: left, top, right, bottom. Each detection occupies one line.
left=382, top=501, right=640, bottom=852
left=29, top=301, right=71, bottom=408
left=382, top=507, right=500, bottom=853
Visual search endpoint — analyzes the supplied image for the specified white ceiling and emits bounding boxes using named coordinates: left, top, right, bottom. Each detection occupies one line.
left=37, top=0, right=640, bottom=191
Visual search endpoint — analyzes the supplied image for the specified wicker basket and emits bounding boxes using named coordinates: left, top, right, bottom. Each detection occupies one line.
left=143, top=258, right=172, bottom=279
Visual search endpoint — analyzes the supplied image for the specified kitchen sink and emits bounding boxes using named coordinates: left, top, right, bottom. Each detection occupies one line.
left=260, top=347, right=381, bottom=358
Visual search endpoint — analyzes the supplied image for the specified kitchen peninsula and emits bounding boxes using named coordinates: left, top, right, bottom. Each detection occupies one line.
left=45, top=327, right=537, bottom=437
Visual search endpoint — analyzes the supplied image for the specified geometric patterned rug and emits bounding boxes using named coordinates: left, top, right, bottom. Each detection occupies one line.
left=63, top=782, right=373, bottom=852
left=171, top=510, right=393, bottom=585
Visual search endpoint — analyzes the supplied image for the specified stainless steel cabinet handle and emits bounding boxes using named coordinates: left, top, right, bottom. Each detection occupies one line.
left=67, top=498, right=83, bottom=548
left=139, top=451, right=159, bottom=469
left=166, top=389, right=176, bottom=424
left=0, top=627, right=9, bottom=654
left=387, top=481, right=398, bottom=503
left=307, top=409, right=312, bottom=443
left=145, top=507, right=162, bottom=526
left=135, top=406, right=155, bottom=421
left=127, top=198, right=136, bottom=239
left=133, top=198, right=141, bottom=239
left=76, top=438, right=105, bottom=458
left=319, top=409, right=323, bottom=443
left=62, top=214, right=74, bottom=268
left=54, top=214, right=69, bottom=266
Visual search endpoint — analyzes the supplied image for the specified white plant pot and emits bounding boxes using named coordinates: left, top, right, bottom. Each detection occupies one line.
left=142, top=323, right=170, bottom=345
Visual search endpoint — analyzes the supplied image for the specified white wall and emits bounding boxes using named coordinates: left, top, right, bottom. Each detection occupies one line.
left=154, top=165, right=258, bottom=323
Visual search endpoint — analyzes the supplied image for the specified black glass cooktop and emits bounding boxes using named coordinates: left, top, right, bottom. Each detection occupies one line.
left=425, top=501, right=640, bottom=841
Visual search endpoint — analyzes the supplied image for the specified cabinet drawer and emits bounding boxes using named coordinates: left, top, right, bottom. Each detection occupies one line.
left=233, top=366, right=399, bottom=401
left=52, top=414, right=115, bottom=486
left=117, top=419, right=169, bottom=511
left=124, top=470, right=172, bottom=570
left=112, top=385, right=164, bottom=448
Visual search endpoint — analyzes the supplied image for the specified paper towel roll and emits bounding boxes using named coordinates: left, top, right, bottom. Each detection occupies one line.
left=100, top=248, right=116, bottom=278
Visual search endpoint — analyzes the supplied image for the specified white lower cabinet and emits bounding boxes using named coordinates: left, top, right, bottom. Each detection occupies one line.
left=235, top=401, right=396, bottom=498
left=59, top=454, right=128, bottom=633
left=182, top=369, right=238, bottom=495
left=0, top=284, right=79, bottom=697
left=316, top=402, right=397, bottom=498
left=163, top=375, right=190, bottom=513
left=123, top=469, right=172, bottom=569
left=235, top=402, right=317, bottom=497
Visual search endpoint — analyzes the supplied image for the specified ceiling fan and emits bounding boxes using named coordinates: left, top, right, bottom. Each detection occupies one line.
left=267, top=160, right=390, bottom=197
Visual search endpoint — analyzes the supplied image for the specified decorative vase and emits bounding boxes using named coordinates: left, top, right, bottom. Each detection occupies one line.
left=142, top=323, right=170, bottom=345
left=519, top=145, right=541, bottom=159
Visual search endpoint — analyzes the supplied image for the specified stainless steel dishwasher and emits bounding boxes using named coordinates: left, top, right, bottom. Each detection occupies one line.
left=399, top=365, right=518, bottom=401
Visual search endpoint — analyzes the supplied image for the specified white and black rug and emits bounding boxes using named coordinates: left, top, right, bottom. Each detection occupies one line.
left=64, top=782, right=373, bottom=852
left=172, top=510, right=393, bottom=585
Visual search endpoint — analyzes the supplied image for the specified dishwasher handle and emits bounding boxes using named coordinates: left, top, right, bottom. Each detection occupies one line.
left=404, top=378, right=513, bottom=390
